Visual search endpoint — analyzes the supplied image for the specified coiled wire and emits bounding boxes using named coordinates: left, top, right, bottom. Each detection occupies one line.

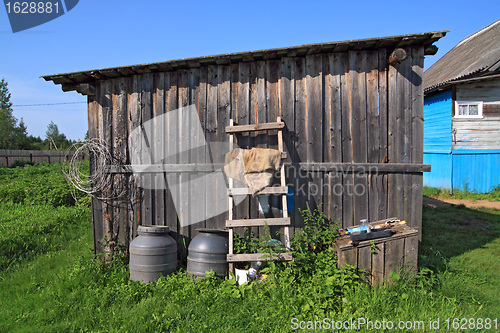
left=63, top=139, right=125, bottom=205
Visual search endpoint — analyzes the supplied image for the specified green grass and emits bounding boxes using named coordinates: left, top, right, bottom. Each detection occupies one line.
left=0, top=162, right=88, bottom=206
left=424, top=185, right=500, bottom=201
left=0, top=164, right=499, bottom=332
left=0, top=202, right=91, bottom=272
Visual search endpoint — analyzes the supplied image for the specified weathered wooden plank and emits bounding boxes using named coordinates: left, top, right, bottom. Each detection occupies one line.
left=225, top=121, right=285, bottom=133
left=216, top=64, right=231, bottom=230
left=88, top=93, right=102, bottom=254
left=401, top=49, right=413, bottom=228
left=411, top=46, right=425, bottom=234
left=128, top=75, right=142, bottom=244
left=108, top=163, right=224, bottom=173
left=188, top=68, right=203, bottom=237
left=306, top=54, right=323, bottom=214
left=378, top=49, right=389, bottom=220
left=266, top=59, right=280, bottom=147
left=235, top=62, right=251, bottom=231
left=324, top=53, right=343, bottom=222
left=371, top=242, right=385, bottom=285
left=358, top=246, right=372, bottom=283
left=340, top=51, right=353, bottom=228
left=293, top=57, right=307, bottom=230
left=112, top=77, right=129, bottom=250
left=404, top=234, right=418, bottom=276
left=229, top=63, right=239, bottom=238
left=195, top=66, right=208, bottom=236
left=336, top=242, right=346, bottom=268
left=248, top=62, right=258, bottom=150
left=204, top=65, right=219, bottom=229
left=110, top=161, right=431, bottom=174
left=366, top=51, right=380, bottom=222
left=99, top=80, right=113, bottom=258
left=342, top=248, right=357, bottom=269
left=164, top=71, right=179, bottom=235
left=350, top=51, right=369, bottom=225
left=387, top=60, right=398, bottom=219
left=227, top=252, right=292, bottom=262
left=280, top=57, right=295, bottom=236
left=256, top=61, right=268, bottom=150
left=228, top=186, right=288, bottom=196
left=395, top=54, right=406, bottom=221
left=154, top=73, right=165, bottom=227
left=247, top=62, right=260, bottom=237
left=178, top=69, right=190, bottom=261
left=140, top=73, right=154, bottom=231
left=384, top=238, right=405, bottom=279
left=225, top=217, right=290, bottom=227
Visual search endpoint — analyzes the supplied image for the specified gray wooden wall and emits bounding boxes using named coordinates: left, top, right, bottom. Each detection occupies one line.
left=454, top=79, right=500, bottom=149
left=87, top=46, right=425, bottom=259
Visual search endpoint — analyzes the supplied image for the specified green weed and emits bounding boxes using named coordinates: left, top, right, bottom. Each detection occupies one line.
left=0, top=164, right=498, bottom=331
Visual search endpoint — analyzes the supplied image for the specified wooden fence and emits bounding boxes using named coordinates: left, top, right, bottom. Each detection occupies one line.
left=0, top=149, right=85, bottom=167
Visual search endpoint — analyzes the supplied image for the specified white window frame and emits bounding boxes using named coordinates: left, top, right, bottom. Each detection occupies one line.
left=454, top=101, right=483, bottom=118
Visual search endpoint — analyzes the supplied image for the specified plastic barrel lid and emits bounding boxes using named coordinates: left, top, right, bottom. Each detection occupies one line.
left=137, top=225, right=170, bottom=233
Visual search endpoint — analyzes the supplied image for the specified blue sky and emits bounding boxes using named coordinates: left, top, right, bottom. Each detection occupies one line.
left=1, top=1, right=499, bottom=140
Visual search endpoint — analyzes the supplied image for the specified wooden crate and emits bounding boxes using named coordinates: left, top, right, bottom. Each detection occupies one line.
left=335, top=222, right=418, bottom=285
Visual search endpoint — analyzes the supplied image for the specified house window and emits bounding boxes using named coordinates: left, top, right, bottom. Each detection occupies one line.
left=455, top=101, right=483, bottom=118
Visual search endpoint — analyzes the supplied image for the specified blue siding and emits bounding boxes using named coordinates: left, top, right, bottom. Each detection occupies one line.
left=424, top=90, right=452, bottom=153
left=452, top=150, right=500, bottom=193
left=423, top=153, right=452, bottom=189
left=423, top=150, right=500, bottom=193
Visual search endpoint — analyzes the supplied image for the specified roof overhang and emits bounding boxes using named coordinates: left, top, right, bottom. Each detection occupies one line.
left=43, top=30, right=447, bottom=94
left=424, top=72, right=500, bottom=95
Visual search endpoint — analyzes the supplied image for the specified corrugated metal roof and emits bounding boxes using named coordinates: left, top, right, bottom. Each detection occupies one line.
left=42, top=31, right=447, bottom=93
left=424, top=19, right=500, bottom=93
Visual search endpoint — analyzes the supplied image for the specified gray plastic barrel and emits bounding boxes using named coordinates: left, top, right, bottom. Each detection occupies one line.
left=129, top=225, right=177, bottom=283
left=187, top=229, right=229, bottom=278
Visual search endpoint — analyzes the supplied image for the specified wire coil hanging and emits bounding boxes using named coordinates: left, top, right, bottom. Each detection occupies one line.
left=63, top=138, right=124, bottom=205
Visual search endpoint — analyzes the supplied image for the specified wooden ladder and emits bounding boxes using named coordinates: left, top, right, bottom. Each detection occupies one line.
left=226, top=116, right=293, bottom=276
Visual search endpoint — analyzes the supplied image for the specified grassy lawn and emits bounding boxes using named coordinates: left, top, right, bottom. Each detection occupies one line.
left=424, top=185, right=500, bottom=201
left=0, top=164, right=498, bottom=332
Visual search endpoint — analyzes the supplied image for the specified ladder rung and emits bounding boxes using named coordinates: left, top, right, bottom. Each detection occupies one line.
left=228, top=186, right=288, bottom=196
left=225, top=122, right=285, bottom=133
left=227, top=252, right=293, bottom=262
left=226, top=217, right=290, bottom=228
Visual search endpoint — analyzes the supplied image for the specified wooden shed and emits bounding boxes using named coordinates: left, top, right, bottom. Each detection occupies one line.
left=43, top=31, right=446, bottom=258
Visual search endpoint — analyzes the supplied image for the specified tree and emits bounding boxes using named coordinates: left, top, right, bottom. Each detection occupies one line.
left=45, top=120, right=73, bottom=149
left=0, top=78, right=30, bottom=149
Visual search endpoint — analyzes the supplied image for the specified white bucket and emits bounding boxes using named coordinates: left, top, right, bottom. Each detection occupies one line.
left=234, top=268, right=248, bottom=285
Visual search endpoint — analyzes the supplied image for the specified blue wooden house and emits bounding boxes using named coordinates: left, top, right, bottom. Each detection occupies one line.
left=424, top=19, right=500, bottom=193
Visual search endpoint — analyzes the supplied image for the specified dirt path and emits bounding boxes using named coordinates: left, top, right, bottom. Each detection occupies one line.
left=423, top=196, right=500, bottom=210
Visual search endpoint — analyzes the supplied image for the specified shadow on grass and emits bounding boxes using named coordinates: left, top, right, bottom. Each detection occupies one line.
left=420, top=199, right=500, bottom=271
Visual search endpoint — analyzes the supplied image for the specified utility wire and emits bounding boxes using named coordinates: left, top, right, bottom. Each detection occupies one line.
left=12, top=102, right=86, bottom=107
